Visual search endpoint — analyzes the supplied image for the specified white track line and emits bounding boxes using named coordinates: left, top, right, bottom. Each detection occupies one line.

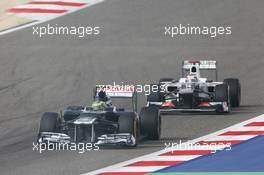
left=150, top=155, right=201, bottom=161
left=230, top=127, right=264, bottom=131
left=107, top=166, right=167, bottom=172
left=203, top=135, right=256, bottom=141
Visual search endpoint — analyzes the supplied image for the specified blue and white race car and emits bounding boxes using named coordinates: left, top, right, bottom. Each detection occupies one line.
left=38, top=85, right=161, bottom=147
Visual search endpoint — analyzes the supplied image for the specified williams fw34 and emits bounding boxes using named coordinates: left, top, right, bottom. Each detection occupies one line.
left=38, top=86, right=161, bottom=148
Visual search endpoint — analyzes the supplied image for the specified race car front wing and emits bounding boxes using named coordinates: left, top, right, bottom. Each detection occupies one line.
left=38, top=132, right=136, bottom=146
left=148, top=101, right=229, bottom=113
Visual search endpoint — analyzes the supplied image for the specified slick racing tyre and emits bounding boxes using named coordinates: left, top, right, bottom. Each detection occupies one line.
left=158, top=78, right=175, bottom=101
left=39, top=112, right=59, bottom=132
left=147, top=84, right=161, bottom=102
left=119, top=112, right=139, bottom=147
left=215, top=84, right=230, bottom=113
left=224, top=78, right=241, bottom=107
left=140, top=106, right=161, bottom=140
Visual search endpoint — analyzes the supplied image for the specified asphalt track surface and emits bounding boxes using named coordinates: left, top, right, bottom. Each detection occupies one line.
left=0, top=0, right=264, bottom=174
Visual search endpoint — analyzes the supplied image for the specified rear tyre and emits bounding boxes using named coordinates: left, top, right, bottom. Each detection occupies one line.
left=159, top=78, right=175, bottom=101
left=224, top=78, right=241, bottom=107
left=39, top=112, right=59, bottom=132
left=147, top=84, right=161, bottom=102
left=140, top=106, right=161, bottom=140
left=215, top=84, right=230, bottom=113
left=119, top=112, right=138, bottom=147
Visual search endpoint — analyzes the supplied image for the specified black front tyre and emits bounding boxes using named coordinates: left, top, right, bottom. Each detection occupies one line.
left=215, top=84, right=230, bottom=113
left=119, top=112, right=139, bottom=147
left=159, top=78, right=175, bottom=101
left=140, top=106, right=161, bottom=140
left=224, top=78, right=241, bottom=107
left=39, top=112, right=59, bottom=133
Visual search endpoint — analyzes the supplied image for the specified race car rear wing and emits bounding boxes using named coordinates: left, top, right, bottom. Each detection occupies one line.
left=182, top=60, right=217, bottom=70
left=182, top=60, right=218, bottom=81
left=95, top=84, right=135, bottom=97
left=94, top=84, right=138, bottom=112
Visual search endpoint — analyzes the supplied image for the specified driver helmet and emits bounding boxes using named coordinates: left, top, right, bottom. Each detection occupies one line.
left=98, top=90, right=107, bottom=102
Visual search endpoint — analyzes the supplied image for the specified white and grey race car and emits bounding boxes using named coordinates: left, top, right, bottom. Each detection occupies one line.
left=147, top=60, right=241, bottom=113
